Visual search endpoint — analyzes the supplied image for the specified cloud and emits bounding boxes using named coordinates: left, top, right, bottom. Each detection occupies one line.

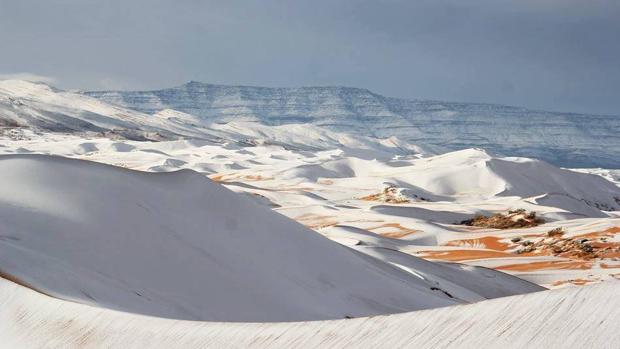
left=0, top=72, right=57, bottom=85
left=0, top=1, right=618, bottom=114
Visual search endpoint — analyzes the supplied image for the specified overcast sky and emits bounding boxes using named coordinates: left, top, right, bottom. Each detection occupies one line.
left=0, top=0, right=618, bottom=115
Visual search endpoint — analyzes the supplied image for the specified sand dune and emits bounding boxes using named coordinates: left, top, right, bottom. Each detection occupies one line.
left=0, top=155, right=546, bottom=322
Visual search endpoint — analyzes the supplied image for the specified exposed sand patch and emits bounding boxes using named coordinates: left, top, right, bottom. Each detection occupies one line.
left=418, top=249, right=515, bottom=262
left=243, top=174, right=272, bottom=181
left=445, top=236, right=511, bottom=250
left=294, top=213, right=339, bottom=229
left=497, top=260, right=593, bottom=272
left=366, top=223, right=419, bottom=239
left=435, top=226, right=620, bottom=277
left=600, top=263, right=620, bottom=269
left=208, top=173, right=228, bottom=182
left=210, top=173, right=273, bottom=182
left=551, top=278, right=596, bottom=287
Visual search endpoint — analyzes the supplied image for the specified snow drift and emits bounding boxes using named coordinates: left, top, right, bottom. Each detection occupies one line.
left=0, top=276, right=617, bottom=348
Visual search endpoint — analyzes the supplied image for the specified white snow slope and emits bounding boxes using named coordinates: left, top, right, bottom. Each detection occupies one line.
left=0, top=155, right=544, bottom=322
left=0, top=80, right=429, bottom=155
left=0, top=276, right=617, bottom=348
left=0, top=80, right=165, bottom=138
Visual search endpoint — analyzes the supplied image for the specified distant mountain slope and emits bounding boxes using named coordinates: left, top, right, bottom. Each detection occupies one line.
left=0, top=80, right=198, bottom=141
left=0, top=80, right=429, bottom=154
left=84, top=81, right=620, bottom=168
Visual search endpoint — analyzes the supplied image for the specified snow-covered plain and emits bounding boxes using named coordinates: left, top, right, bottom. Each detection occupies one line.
left=1, top=79, right=620, bottom=347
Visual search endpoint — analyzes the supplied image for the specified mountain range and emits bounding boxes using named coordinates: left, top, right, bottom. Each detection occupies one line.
left=84, top=81, right=620, bottom=168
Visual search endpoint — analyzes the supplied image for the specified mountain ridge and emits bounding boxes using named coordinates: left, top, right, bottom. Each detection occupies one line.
left=90, top=80, right=619, bottom=118
left=1, top=79, right=617, bottom=168
left=83, top=81, right=620, bottom=168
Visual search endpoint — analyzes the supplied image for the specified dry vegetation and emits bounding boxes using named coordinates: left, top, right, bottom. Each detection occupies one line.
left=360, top=186, right=410, bottom=204
left=460, top=209, right=544, bottom=229
left=513, top=227, right=620, bottom=260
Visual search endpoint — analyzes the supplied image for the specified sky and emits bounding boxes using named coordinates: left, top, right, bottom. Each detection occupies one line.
left=0, top=0, right=618, bottom=115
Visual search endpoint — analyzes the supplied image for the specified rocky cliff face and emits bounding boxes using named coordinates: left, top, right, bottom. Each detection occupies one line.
left=84, top=81, right=619, bottom=168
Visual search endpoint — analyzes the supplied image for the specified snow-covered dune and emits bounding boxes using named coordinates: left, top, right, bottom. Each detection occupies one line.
left=0, top=155, right=544, bottom=322
left=0, top=276, right=617, bottom=348
left=400, top=149, right=620, bottom=210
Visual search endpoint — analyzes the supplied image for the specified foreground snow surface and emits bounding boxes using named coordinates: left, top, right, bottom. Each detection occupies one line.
left=1, top=277, right=618, bottom=348
left=0, top=155, right=546, bottom=322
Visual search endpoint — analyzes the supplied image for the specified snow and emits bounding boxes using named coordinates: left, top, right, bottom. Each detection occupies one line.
left=0, top=80, right=430, bottom=155
left=0, top=155, right=546, bottom=322
left=0, top=80, right=157, bottom=134
left=0, top=276, right=617, bottom=348
left=83, top=80, right=620, bottom=168
left=1, top=78, right=620, bottom=345
left=1, top=127, right=619, bottom=289
left=5, top=78, right=620, bottom=167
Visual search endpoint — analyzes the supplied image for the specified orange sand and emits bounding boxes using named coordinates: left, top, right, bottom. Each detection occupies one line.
left=497, top=260, right=593, bottom=272
left=366, top=223, right=418, bottom=239
left=551, top=278, right=595, bottom=287
left=294, top=213, right=338, bottom=229
left=445, top=236, right=511, bottom=251
left=419, top=249, right=515, bottom=262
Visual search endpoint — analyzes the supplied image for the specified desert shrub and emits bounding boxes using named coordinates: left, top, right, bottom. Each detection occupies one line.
left=460, top=211, right=544, bottom=229
left=547, top=227, right=564, bottom=237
